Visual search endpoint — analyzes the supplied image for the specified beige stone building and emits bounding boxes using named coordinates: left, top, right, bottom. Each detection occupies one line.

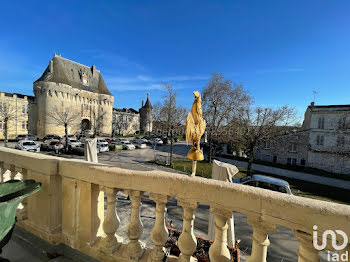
left=255, top=102, right=350, bottom=174
left=112, top=108, right=140, bottom=136
left=33, top=54, right=114, bottom=138
left=0, top=92, right=35, bottom=140
left=1, top=55, right=114, bottom=140
left=112, top=93, right=153, bottom=136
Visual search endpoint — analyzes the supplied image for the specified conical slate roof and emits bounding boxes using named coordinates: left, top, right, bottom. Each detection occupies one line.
left=143, top=93, right=152, bottom=109
left=34, top=54, right=112, bottom=95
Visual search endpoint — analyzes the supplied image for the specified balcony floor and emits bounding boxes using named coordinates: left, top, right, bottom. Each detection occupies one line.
left=1, top=226, right=96, bottom=262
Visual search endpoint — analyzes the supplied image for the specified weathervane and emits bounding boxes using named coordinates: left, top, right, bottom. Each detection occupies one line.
left=186, top=91, right=206, bottom=176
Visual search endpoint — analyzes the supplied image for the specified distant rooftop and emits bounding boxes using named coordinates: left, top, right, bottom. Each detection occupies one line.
left=0, top=91, right=35, bottom=101
left=113, top=107, right=139, bottom=114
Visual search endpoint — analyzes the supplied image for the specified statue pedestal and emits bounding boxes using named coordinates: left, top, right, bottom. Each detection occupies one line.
left=187, top=148, right=204, bottom=161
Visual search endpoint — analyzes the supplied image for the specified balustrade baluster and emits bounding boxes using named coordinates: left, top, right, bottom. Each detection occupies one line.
left=17, top=167, right=28, bottom=220
left=124, top=190, right=145, bottom=260
left=148, top=193, right=170, bottom=262
left=100, top=186, right=121, bottom=254
left=177, top=199, right=198, bottom=262
left=246, top=216, right=276, bottom=262
left=208, top=207, right=232, bottom=262
left=2, top=163, right=15, bottom=182
left=0, top=162, right=4, bottom=183
left=294, top=230, right=320, bottom=262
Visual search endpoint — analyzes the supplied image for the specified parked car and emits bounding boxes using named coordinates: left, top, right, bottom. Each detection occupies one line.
left=121, top=140, right=135, bottom=150
left=97, top=138, right=109, bottom=153
left=72, top=143, right=85, bottom=156
left=132, top=140, right=147, bottom=149
left=233, top=174, right=293, bottom=195
left=61, top=137, right=82, bottom=151
left=16, top=134, right=39, bottom=141
left=40, top=140, right=52, bottom=151
left=43, top=134, right=61, bottom=141
left=43, top=139, right=64, bottom=153
left=15, top=140, right=40, bottom=152
left=155, top=138, right=163, bottom=145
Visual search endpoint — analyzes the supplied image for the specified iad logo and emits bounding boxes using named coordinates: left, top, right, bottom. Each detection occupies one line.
left=313, top=225, right=348, bottom=261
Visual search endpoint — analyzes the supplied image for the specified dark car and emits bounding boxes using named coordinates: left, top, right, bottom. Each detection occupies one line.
left=16, top=134, right=39, bottom=141
left=233, top=174, right=293, bottom=195
left=43, top=134, right=61, bottom=141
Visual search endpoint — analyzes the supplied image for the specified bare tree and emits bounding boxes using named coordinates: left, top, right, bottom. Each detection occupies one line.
left=232, top=105, right=297, bottom=175
left=47, top=106, right=81, bottom=151
left=157, top=84, right=187, bottom=165
left=0, top=103, right=16, bottom=147
left=202, top=72, right=251, bottom=162
left=91, top=110, right=106, bottom=137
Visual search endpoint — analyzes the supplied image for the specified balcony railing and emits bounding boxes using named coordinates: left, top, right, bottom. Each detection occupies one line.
left=0, top=146, right=350, bottom=262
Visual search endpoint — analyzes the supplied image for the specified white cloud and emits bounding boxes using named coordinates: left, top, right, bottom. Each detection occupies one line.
left=104, top=74, right=209, bottom=91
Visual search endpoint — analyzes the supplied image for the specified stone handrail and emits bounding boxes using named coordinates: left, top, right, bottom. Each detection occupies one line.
left=1, top=146, right=350, bottom=262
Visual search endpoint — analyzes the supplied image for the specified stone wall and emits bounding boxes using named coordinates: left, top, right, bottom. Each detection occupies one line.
left=34, top=82, right=113, bottom=138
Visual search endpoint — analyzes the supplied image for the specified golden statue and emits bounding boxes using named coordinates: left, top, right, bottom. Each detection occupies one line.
left=186, top=91, right=206, bottom=176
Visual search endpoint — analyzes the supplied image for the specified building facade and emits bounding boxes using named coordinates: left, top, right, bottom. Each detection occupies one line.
left=112, top=93, right=153, bottom=136
left=112, top=108, right=140, bottom=136
left=254, top=102, right=350, bottom=174
left=0, top=92, right=35, bottom=140
left=33, top=54, right=114, bottom=138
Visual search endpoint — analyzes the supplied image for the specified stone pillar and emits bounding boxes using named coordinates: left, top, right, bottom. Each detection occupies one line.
left=246, top=217, right=276, bottom=262
left=148, top=193, right=170, bottom=262
left=208, top=207, right=233, bottom=262
left=16, top=167, right=28, bottom=220
left=177, top=199, right=198, bottom=262
left=294, top=230, right=320, bottom=262
left=124, top=190, right=145, bottom=261
left=100, top=186, right=121, bottom=254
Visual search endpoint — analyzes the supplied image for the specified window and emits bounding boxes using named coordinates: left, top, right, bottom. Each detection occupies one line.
left=22, top=121, right=25, bottom=130
left=263, top=140, right=270, bottom=149
left=316, top=135, right=324, bottom=146
left=338, top=117, right=347, bottom=130
left=337, top=136, right=345, bottom=147
left=0, top=121, right=2, bottom=129
left=300, top=159, right=306, bottom=166
left=289, top=143, right=297, bottom=152
left=22, top=104, right=26, bottom=114
left=26, top=121, right=28, bottom=130
left=318, top=117, right=325, bottom=129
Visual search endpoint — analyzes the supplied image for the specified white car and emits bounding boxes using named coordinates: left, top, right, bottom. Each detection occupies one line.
left=133, top=140, right=147, bottom=149
left=97, top=139, right=109, bottom=153
left=155, top=138, right=163, bottom=145
left=121, top=140, right=135, bottom=150
left=15, top=140, right=40, bottom=152
left=61, top=137, right=82, bottom=151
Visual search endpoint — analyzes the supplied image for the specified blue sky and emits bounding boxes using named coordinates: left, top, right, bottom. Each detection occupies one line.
left=0, top=1, right=349, bottom=120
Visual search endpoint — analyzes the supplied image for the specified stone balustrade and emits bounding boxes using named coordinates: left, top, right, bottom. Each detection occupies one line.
left=1, top=146, right=350, bottom=262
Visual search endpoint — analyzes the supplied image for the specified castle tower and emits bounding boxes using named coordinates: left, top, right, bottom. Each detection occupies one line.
left=139, top=93, right=153, bottom=134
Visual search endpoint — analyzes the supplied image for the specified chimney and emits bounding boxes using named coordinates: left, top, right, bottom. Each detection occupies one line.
left=49, top=60, right=53, bottom=72
left=142, top=100, right=144, bottom=107
left=147, top=92, right=150, bottom=100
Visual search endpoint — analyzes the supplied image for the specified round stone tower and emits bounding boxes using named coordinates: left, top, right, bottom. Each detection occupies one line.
left=139, top=93, right=153, bottom=134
